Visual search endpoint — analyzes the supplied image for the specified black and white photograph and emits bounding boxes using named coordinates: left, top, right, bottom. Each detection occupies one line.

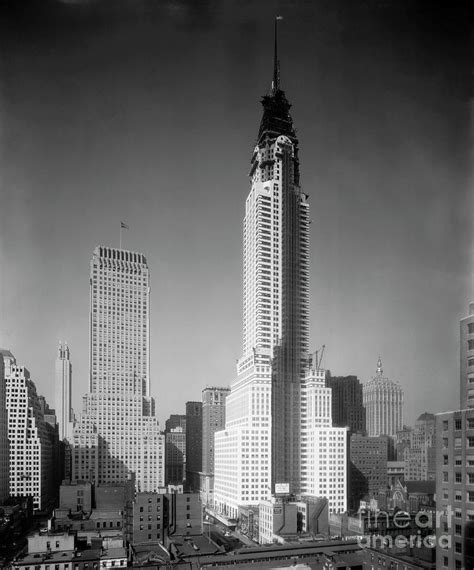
left=0, top=1, right=472, bottom=568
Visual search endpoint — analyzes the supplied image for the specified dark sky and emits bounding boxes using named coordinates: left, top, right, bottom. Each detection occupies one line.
left=0, top=0, right=472, bottom=426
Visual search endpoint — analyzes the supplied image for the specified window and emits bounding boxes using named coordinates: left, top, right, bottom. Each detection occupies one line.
left=468, top=323, right=474, bottom=334
left=444, top=455, right=449, bottom=465
left=455, top=524, right=462, bottom=535
left=443, top=420, right=449, bottom=431
left=455, top=472, right=462, bottom=483
left=468, top=418, right=474, bottom=429
left=443, top=472, right=449, bottom=482
left=468, top=491, right=474, bottom=502
left=455, top=419, right=462, bottom=430
left=468, top=437, right=474, bottom=448
left=469, top=339, right=474, bottom=350
left=455, top=542, right=462, bottom=554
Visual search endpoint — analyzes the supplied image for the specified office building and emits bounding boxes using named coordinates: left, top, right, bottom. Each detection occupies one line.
left=214, top=20, right=309, bottom=518
left=300, top=365, right=347, bottom=513
left=165, top=414, right=186, bottom=432
left=55, top=342, right=74, bottom=441
left=396, top=425, right=413, bottom=459
left=363, top=358, right=403, bottom=439
left=436, top=408, right=474, bottom=570
left=326, top=374, right=365, bottom=434
left=397, top=413, right=436, bottom=482
left=202, top=388, right=229, bottom=475
left=126, top=492, right=166, bottom=545
left=125, top=492, right=202, bottom=547
left=0, top=353, right=9, bottom=503
left=2, top=349, right=55, bottom=511
left=72, top=247, right=165, bottom=491
left=59, top=480, right=93, bottom=512
left=387, top=461, right=405, bottom=487
left=165, top=426, right=186, bottom=485
left=349, top=434, right=388, bottom=511
left=185, top=401, right=202, bottom=489
left=460, top=302, right=474, bottom=409
left=200, top=387, right=229, bottom=504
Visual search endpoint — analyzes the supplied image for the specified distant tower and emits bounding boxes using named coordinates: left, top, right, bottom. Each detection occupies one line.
left=55, top=342, right=73, bottom=440
left=72, top=247, right=165, bottom=491
left=460, top=302, right=474, bottom=409
left=363, top=358, right=404, bottom=438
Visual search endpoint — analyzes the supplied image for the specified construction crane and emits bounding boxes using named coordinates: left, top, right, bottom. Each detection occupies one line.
left=309, top=345, right=325, bottom=372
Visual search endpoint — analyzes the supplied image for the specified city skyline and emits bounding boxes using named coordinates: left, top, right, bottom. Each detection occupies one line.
left=0, top=1, right=471, bottom=427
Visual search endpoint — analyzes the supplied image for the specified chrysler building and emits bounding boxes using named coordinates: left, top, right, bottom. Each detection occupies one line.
left=214, top=20, right=346, bottom=519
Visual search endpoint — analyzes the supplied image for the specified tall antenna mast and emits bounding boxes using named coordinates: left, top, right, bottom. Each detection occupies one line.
left=272, top=16, right=283, bottom=93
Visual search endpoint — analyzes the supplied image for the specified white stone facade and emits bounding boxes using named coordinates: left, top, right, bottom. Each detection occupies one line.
left=300, top=367, right=347, bottom=513
left=214, top=351, right=272, bottom=519
left=72, top=247, right=164, bottom=491
left=3, top=351, right=53, bottom=511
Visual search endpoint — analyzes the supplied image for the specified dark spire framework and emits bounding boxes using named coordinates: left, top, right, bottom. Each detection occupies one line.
left=272, top=15, right=282, bottom=93
left=257, top=16, right=300, bottom=185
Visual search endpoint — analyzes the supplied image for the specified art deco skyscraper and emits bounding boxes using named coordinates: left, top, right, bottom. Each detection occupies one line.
left=363, top=358, right=403, bottom=438
left=55, top=342, right=74, bottom=441
left=214, top=21, right=310, bottom=517
left=72, top=247, right=164, bottom=491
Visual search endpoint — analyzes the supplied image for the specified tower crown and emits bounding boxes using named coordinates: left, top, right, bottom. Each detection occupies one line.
left=257, top=16, right=295, bottom=143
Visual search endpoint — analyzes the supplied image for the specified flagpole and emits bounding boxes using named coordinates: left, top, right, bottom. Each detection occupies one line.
left=120, top=224, right=122, bottom=250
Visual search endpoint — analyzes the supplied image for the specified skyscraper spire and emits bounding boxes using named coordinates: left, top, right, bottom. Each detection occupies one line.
left=272, top=16, right=283, bottom=93
left=376, top=356, right=383, bottom=375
